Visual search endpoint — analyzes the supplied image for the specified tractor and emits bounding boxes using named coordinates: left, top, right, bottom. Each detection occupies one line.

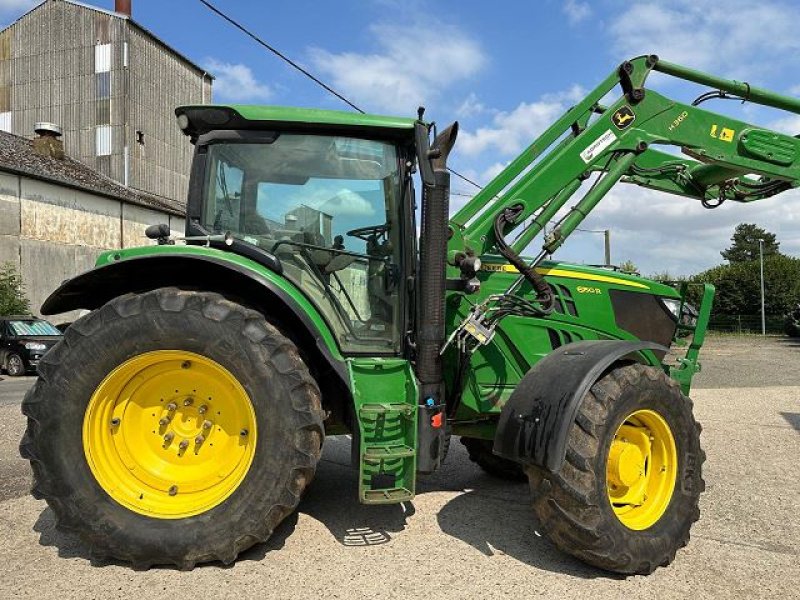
left=20, top=55, right=800, bottom=574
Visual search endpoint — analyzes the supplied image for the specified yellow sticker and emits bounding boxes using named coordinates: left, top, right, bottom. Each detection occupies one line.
left=719, top=127, right=735, bottom=142
left=709, top=124, right=735, bottom=142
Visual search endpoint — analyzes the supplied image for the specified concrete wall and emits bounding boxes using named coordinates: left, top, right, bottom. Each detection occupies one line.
left=0, top=169, right=184, bottom=321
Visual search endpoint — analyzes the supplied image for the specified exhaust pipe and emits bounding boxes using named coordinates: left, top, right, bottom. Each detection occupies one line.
left=415, top=119, right=458, bottom=474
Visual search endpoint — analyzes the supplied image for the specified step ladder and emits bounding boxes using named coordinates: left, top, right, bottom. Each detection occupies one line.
left=349, top=358, right=418, bottom=504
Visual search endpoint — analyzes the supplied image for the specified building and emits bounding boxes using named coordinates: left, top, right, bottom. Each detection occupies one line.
left=0, top=124, right=184, bottom=320
left=0, top=0, right=212, bottom=203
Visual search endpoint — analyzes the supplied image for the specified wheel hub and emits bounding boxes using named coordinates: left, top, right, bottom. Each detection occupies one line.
left=607, top=439, right=645, bottom=488
left=83, top=350, right=257, bottom=519
left=606, top=409, right=677, bottom=530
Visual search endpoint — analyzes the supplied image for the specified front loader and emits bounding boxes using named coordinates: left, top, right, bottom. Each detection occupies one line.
left=20, top=56, right=800, bottom=574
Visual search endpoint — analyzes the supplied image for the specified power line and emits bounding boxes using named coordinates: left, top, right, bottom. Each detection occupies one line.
left=197, top=0, right=484, bottom=191
left=197, top=0, right=364, bottom=114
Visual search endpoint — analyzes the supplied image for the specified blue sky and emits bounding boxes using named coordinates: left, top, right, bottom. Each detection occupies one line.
left=2, top=0, right=800, bottom=275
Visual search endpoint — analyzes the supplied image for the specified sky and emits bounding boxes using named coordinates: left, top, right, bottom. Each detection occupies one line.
left=1, top=0, right=800, bottom=275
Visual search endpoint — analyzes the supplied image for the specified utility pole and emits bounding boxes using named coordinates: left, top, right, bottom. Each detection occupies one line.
left=604, top=229, right=611, bottom=267
left=759, top=238, right=766, bottom=336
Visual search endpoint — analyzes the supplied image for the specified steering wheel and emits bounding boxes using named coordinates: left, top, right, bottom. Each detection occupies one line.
left=346, top=224, right=389, bottom=242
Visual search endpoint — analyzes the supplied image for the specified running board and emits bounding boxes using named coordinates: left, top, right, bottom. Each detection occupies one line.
left=348, top=358, right=418, bottom=504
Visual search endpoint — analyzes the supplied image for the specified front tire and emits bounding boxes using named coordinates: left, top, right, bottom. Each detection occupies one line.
left=20, top=288, right=324, bottom=569
left=461, top=437, right=526, bottom=482
left=527, top=363, right=704, bottom=575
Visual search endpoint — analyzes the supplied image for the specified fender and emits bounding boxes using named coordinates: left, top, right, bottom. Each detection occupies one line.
left=41, top=250, right=348, bottom=386
left=493, top=340, right=667, bottom=473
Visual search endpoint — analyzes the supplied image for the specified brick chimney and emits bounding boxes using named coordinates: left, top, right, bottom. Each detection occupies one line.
left=115, top=0, right=131, bottom=17
left=32, top=122, right=65, bottom=160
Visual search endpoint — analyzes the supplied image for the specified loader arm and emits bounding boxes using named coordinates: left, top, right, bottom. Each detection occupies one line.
left=444, top=54, right=800, bottom=347
left=449, top=54, right=800, bottom=261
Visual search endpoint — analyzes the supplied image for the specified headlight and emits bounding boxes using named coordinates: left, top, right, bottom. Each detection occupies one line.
left=660, top=297, right=681, bottom=320
left=24, top=342, right=46, bottom=351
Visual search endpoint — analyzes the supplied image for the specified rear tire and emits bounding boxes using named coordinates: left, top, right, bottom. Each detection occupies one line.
left=7, top=353, right=25, bottom=376
left=19, top=288, right=324, bottom=569
left=527, top=363, right=704, bottom=575
left=461, top=437, right=526, bottom=482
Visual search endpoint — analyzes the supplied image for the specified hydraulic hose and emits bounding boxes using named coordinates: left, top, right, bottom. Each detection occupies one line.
left=493, top=204, right=555, bottom=312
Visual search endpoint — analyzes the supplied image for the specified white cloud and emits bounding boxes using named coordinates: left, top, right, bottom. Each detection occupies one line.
left=455, top=93, right=488, bottom=119
left=204, top=59, right=273, bottom=103
left=563, top=0, right=591, bottom=25
left=308, top=22, right=486, bottom=114
left=608, top=1, right=800, bottom=77
left=770, top=114, right=800, bottom=136
left=317, top=189, right=376, bottom=217
left=579, top=184, right=800, bottom=275
left=456, top=85, right=585, bottom=157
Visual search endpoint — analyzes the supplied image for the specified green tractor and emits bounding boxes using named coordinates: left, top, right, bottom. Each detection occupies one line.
left=20, top=56, right=800, bottom=574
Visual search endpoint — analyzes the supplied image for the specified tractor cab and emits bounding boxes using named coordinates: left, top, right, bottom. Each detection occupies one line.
left=177, top=105, right=419, bottom=354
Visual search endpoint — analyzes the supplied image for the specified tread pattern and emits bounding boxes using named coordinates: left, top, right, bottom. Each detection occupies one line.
left=20, top=288, right=324, bottom=569
left=526, top=363, right=705, bottom=575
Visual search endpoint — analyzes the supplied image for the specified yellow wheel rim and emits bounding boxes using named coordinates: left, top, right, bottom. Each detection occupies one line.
left=606, top=408, right=677, bottom=530
left=83, top=350, right=257, bottom=519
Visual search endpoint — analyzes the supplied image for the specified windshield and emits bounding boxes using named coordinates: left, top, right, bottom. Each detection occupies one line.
left=9, top=320, right=62, bottom=336
left=201, top=134, right=404, bottom=353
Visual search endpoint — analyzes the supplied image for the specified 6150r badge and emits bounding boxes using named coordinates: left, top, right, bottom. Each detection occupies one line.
left=612, top=105, right=635, bottom=130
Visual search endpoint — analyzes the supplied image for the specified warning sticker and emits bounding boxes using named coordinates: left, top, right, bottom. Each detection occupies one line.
left=580, top=129, right=617, bottom=164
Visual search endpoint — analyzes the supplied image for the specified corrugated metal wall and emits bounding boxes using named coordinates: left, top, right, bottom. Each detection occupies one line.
left=127, top=25, right=209, bottom=202
left=0, top=0, right=210, bottom=204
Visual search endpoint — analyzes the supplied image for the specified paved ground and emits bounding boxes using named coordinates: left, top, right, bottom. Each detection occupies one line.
left=0, top=335, right=798, bottom=599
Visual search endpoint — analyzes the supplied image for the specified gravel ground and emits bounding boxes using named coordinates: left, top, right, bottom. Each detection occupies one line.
left=0, top=335, right=798, bottom=599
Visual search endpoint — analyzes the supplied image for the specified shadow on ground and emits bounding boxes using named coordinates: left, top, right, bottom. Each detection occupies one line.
left=780, top=412, right=800, bottom=432
left=33, top=435, right=608, bottom=578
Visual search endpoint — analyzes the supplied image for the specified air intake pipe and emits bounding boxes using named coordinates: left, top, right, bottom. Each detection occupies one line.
left=415, top=119, right=458, bottom=474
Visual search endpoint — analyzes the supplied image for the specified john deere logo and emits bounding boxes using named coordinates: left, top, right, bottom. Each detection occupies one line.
left=612, top=106, right=635, bottom=130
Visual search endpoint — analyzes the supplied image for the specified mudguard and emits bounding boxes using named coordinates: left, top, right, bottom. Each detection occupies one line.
left=41, top=252, right=349, bottom=386
left=493, top=340, right=667, bottom=473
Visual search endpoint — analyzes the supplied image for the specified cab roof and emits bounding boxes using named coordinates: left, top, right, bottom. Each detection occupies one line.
left=175, top=104, right=417, bottom=141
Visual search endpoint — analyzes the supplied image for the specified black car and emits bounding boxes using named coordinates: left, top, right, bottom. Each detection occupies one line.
left=0, top=315, right=63, bottom=376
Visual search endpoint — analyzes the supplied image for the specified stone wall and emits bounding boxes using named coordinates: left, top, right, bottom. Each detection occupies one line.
left=0, top=170, right=184, bottom=321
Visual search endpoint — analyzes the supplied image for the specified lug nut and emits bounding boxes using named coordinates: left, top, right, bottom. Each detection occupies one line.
left=183, top=398, right=194, bottom=407
left=240, top=429, right=249, bottom=437
left=202, top=420, right=212, bottom=430
left=168, top=485, right=178, bottom=496
left=198, top=404, right=208, bottom=415
left=163, top=432, right=175, bottom=443
left=195, top=435, right=205, bottom=445
left=110, top=417, right=121, bottom=426
left=166, top=402, right=177, bottom=412
left=159, top=416, right=171, bottom=427
left=179, top=439, right=189, bottom=451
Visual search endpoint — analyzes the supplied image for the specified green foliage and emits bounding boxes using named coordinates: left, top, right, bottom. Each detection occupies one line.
left=0, top=263, right=30, bottom=316
left=649, top=271, right=689, bottom=284
left=721, top=223, right=780, bottom=263
left=618, top=259, right=639, bottom=275
left=693, top=254, right=800, bottom=316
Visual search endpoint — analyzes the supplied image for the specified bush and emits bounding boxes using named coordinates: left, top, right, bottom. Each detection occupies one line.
left=692, top=254, right=800, bottom=317
left=0, top=263, right=30, bottom=316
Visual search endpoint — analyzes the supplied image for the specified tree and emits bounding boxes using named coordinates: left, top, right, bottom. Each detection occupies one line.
left=692, top=254, right=800, bottom=316
left=721, top=223, right=780, bottom=263
left=0, top=263, right=30, bottom=315
left=619, top=259, right=639, bottom=275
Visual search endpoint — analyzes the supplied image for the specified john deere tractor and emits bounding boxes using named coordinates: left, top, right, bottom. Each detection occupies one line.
left=20, top=56, right=800, bottom=573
